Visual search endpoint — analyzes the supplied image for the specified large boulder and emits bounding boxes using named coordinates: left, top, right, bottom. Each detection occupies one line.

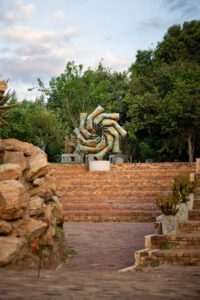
left=0, top=180, right=29, bottom=219
left=26, top=147, right=48, bottom=181
left=50, top=196, right=64, bottom=224
left=29, top=174, right=56, bottom=200
left=12, top=218, right=47, bottom=240
left=29, top=196, right=45, bottom=216
left=0, top=220, right=12, bottom=234
left=3, top=151, right=28, bottom=171
left=0, top=163, right=22, bottom=181
left=0, top=237, right=26, bottom=266
left=3, top=139, right=34, bottom=156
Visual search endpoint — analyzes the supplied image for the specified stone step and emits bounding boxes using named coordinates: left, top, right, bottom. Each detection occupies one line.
left=135, top=248, right=200, bottom=267
left=145, top=234, right=200, bottom=250
left=179, top=221, right=200, bottom=233
left=64, top=210, right=159, bottom=222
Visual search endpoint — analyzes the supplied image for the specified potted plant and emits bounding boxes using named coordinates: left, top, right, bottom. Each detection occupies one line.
left=156, top=193, right=180, bottom=235
left=172, top=174, right=193, bottom=219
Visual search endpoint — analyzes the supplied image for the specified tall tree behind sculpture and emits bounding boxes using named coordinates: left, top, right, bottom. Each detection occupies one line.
left=74, top=105, right=127, bottom=160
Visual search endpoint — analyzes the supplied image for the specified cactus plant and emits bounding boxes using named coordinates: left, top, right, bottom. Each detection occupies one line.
left=172, top=174, right=193, bottom=203
left=156, top=193, right=180, bottom=215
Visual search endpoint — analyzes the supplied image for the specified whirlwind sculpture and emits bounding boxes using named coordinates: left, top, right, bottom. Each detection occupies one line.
left=74, top=105, right=127, bottom=160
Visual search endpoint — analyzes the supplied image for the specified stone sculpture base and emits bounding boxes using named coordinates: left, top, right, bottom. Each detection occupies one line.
left=89, top=160, right=110, bottom=172
left=61, top=154, right=82, bottom=164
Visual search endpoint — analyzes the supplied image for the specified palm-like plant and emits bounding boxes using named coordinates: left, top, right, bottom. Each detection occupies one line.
left=0, top=81, right=17, bottom=126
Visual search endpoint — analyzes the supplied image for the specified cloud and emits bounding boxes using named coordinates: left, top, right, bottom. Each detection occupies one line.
left=134, top=18, right=164, bottom=32
left=94, top=52, right=130, bottom=71
left=0, top=0, right=35, bottom=24
left=0, top=25, right=78, bottom=44
left=53, top=10, right=69, bottom=23
left=164, top=0, right=200, bottom=17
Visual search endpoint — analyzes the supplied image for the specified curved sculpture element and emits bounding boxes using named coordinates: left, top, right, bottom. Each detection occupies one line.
left=74, top=105, right=127, bottom=160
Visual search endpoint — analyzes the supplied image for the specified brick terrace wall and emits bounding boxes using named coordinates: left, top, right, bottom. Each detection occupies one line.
left=49, top=163, right=195, bottom=222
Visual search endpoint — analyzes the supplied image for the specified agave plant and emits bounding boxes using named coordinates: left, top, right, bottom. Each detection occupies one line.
left=172, top=174, right=193, bottom=203
left=156, top=193, right=180, bottom=215
left=0, top=80, right=17, bottom=126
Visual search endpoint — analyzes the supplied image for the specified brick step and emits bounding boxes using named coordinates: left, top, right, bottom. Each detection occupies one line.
left=64, top=214, right=158, bottom=222
left=64, top=210, right=159, bottom=223
left=194, top=190, right=200, bottom=197
left=56, top=177, right=175, bottom=183
left=135, top=248, right=200, bottom=267
left=194, top=200, right=200, bottom=209
left=53, top=172, right=188, bottom=178
left=62, top=203, right=158, bottom=211
left=59, top=190, right=170, bottom=197
left=49, top=162, right=195, bottom=171
left=60, top=187, right=172, bottom=194
left=179, top=221, right=200, bottom=233
left=189, top=210, right=200, bottom=220
left=145, top=234, right=200, bottom=250
left=60, top=199, right=158, bottom=208
left=57, top=182, right=172, bottom=189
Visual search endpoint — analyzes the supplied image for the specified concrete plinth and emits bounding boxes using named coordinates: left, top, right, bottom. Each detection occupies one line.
left=89, top=160, right=110, bottom=172
left=61, top=154, right=82, bottom=164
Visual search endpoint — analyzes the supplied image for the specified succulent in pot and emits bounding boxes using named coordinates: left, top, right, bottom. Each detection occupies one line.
left=156, top=194, right=180, bottom=235
left=172, top=174, right=194, bottom=220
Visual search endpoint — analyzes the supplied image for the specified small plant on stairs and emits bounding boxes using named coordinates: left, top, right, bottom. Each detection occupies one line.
left=156, top=193, right=180, bottom=235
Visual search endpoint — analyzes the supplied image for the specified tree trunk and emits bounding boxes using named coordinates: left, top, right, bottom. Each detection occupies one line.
left=188, top=135, right=194, bottom=162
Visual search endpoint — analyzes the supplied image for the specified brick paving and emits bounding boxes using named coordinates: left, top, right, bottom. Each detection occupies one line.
left=64, top=222, right=153, bottom=271
left=0, top=222, right=199, bottom=300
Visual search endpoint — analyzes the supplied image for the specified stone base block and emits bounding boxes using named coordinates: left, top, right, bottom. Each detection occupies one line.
left=61, top=154, right=82, bottom=164
left=89, top=160, right=110, bottom=172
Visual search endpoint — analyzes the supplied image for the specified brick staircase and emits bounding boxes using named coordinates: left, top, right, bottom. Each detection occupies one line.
left=135, top=176, right=200, bottom=267
left=50, top=162, right=195, bottom=222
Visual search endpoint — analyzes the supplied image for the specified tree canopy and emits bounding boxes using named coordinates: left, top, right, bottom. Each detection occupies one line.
left=2, top=20, right=200, bottom=162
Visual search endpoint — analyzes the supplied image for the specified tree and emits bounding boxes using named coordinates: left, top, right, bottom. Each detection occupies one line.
left=125, top=20, right=200, bottom=162
left=38, top=61, right=128, bottom=132
left=2, top=101, right=67, bottom=161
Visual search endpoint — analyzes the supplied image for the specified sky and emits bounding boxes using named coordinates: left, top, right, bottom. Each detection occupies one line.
left=0, top=0, right=200, bottom=100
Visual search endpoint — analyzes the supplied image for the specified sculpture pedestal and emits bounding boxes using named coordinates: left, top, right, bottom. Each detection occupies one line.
left=89, top=160, right=110, bottom=172
left=61, top=154, right=82, bottom=163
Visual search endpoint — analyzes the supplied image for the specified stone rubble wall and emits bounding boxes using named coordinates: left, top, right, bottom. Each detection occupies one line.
left=0, top=139, right=64, bottom=267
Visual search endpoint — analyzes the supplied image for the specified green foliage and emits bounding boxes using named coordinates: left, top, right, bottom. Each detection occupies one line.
left=125, top=20, right=200, bottom=162
left=2, top=20, right=200, bottom=162
left=39, top=61, right=128, bottom=132
left=160, top=240, right=171, bottom=250
left=172, top=174, right=193, bottom=203
left=2, top=100, right=66, bottom=161
left=0, top=89, right=17, bottom=128
left=156, top=193, right=180, bottom=215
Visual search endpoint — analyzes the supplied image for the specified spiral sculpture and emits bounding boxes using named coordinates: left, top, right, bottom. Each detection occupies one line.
left=74, top=105, right=127, bottom=160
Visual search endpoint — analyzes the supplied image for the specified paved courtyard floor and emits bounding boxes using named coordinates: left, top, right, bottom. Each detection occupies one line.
left=0, top=223, right=199, bottom=300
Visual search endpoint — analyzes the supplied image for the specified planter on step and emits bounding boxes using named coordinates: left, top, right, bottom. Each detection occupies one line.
left=159, top=214, right=178, bottom=235
left=187, top=193, right=194, bottom=211
left=177, top=203, right=188, bottom=222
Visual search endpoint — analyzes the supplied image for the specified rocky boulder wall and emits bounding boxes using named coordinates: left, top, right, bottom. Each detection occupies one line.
left=0, top=139, right=64, bottom=268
